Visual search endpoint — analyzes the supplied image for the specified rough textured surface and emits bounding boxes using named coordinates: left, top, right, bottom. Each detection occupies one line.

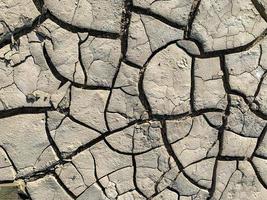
left=0, top=0, right=267, bottom=200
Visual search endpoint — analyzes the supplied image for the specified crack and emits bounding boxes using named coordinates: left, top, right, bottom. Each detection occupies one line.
left=0, top=107, right=53, bottom=120
left=47, top=10, right=120, bottom=39
left=45, top=112, right=63, bottom=161
left=252, top=0, right=267, bottom=23
left=104, top=0, right=132, bottom=132
left=190, top=57, right=196, bottom=112
left=160, top=120, right=210, bottom=191
left=0, top=13, right=48, bottom=49
left=53, top=172, right=76, bottom=199
left=131, top=6, right=185, bottom=30
left=185, top=0, right=202, bottom=39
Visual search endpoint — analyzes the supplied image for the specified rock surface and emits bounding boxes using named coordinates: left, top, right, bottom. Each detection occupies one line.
left=0, top=0, right=267, bottom=199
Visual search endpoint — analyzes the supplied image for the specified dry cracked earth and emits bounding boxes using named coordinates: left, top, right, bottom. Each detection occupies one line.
left=0, top=0, right=267, bottom=200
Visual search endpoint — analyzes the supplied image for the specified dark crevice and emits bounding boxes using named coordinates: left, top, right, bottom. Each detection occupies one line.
left=131, top=6, right=185, bottom=30
left=253, top=124, right=267, bottom=155
left=220, top=55, right=267, bottom=120
left=122, top=59, right=142, bottom=69
left=185, top=0, right=202, bottom=39
left=77, top=38, right=88, bottom=85
left=43, top=44, right=111, bottom=90
left=248, top=159, right=267, bottom=189
left=160, top=120, right=209, bottom=191
left=53, top=172, right=77, bottom=199
left=67, top=114, right=103, bottom=135
left=0, top=107, right=53, bottom=120
left=208, top=57, right=232, bottom=200
left=104, top=0, right=132, bottom=132
left=138, top=67, right=153, bottom=118
left=190, top=57, right=196, bottom=112
left=132, top=155, right=147, bottom=198
left=45, top=112, right=63, bottom=160
left=151, top=108, right=224, bottom=121
left=252, top=0, right=267, bottom=23
left=190, top=28, right=267, bottom=58
left=0, top=13, right=48, bottom=49
left=47, top=11, right=120, bottom=39
left=64, top=119, right=145, bottom=160
left=0, top=146, right=18, bottom=172
left=89, top=151, right=108, bottom=197
left=254, top=70, right=267, bottom=98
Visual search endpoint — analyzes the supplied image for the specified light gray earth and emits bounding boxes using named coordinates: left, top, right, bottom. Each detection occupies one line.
left=0, top=0, right=267, bottom=200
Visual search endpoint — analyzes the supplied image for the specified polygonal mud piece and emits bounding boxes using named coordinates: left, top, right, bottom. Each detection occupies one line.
left=221, top=130, right=257, bottom=158
left=106, top=121, right=163, bottom=154
left=117, top=190, right=146, bottom=200
left=256, top=131, right=267, bottom=158
left=126, top=13, right=184, bottom=66
left=0, top=0, right=39, bottom=41
left=135, top=146, right=179, bottom=197
left=0, top=181, right=26, bottom=200
left=210, top=160, right=237, bottom=200
left=50, top=117, right=100, bottom=156
left=107, top=167, right=135, bottom=195
left=46, top=111, right=66, bottom=131
left=151, top=189, right=178, bottom=200
left=133, top=0, right=194, bottom=27
left=193, top=57, right=227, bottom=111
left=13, top=56, right=41, bottom=95
left=219, top=161, right=267, bottom=200
left=34, top=146, right=59, bottom=173
left=203, top=112, right=224, bottom=128
left=191, top=0, right=267, bottom=52
left=225, top=44, right=265, bottom=97
left=252, top=156, right=267, bottom=186
left=227, top=95, right=267, bottom=137
left=0, top=147, right=16, bottom=181
left=184, top=158, right=216, bottom=189
left=106, top=62, right=146, bottom=130
left=27, top=175, right=73, bottom=200
left=171, top=172, right=209, bottom=199
left=0, top=114, right=56, bottom=176
left=70, top=86, right=109, bottom=133
left=0, top=59, right=13, bottom=89
left=90, top=141, right=132, bottom=178
left=80, top=35, right=121, bottom=87
left=166, top=117, right=193, bottom=143
left=170, top=115, right=219, bottom=167
left=77, top=183, right=108, bottom=200
left=44, top=0, right=124, bottom=33
left=71, top=149, right=96, bottom=187
left=56, top=163, right=87, bottom=196
left=40, top=20, right=85, bottom=84
left=0, top=36, right=62, bottom=110
left=143, top=44, right=191, bottom=115
left=0, top=34, right=31, bottom=66
left=99, top=176, right=118, bottom=199
left=177, top=40, right=201, bottom=56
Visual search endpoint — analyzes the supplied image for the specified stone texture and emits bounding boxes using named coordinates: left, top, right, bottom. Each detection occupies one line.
left=143, top=44, right=191, bottom=115
left=133, top=0, right=194, bottom=27
left=0, top=114, right=57, bottom=176
left=1, top=1, right=267, bottom=199
left=126, top=13, right=184, bottom=66
left=44, top=0, right=124, bottom=33
left=70, top=86, right=109, bottom=132
left=27, top=175, right=73, bottom=200
left=191, top=0, right=267, bottom=52
left=193, top=57, right=227, bottom=110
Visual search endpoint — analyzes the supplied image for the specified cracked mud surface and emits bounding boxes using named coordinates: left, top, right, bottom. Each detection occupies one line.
left=0, top=0, right=267, bottom=199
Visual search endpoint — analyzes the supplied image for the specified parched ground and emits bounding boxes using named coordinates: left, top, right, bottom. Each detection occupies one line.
left=0, top=0, right=267, bottom=199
